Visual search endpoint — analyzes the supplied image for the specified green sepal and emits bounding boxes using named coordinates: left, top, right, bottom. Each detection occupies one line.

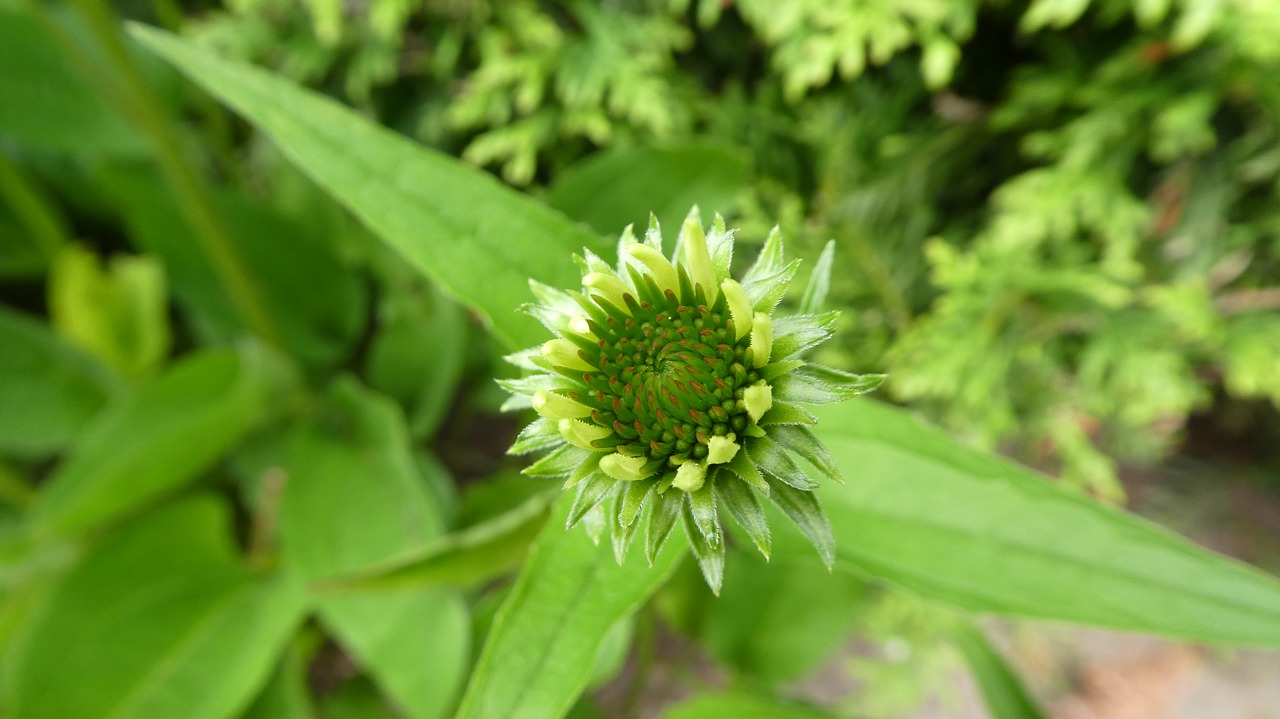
left=646, top=489, right=682, bottom=566
left=682, top=497, right=725, bottom=595
left=742, top=258, right=800, bottom=314
left=567, top=470, right=615, bottom=528
left=496, top=373, right=575, bottom=399
left=619, top=479, right=653, bottom=528
left=523, top=444, right=590, bottom=478
left=508, top=417, right=564, bottom=456
left=798, top=240, right=835, bottom=315
left=580, top=501, right=607, bottom=544
left=688, top=480, right=721, bottom=549
left=758, top=402, right=817, bottom=426
left=741, top=226, right=786, bottom=285
left=563, top=451, right=604, bottom=488
left=725, top=445, right=770, bottom=494
left=611, top=488, right=642, bottom=564
left=747, top=435, right=818, bottom=491
left=773, top=366, right=886, bottom=405
left=759, top=359, right=805, bottom=382
left=765, top=473, right=835, bottom=570
left=718, top=475, right=771, bottom=560
left=770, top=311, right=839, bottom=362
left=769, top=424, right=843, bottom=484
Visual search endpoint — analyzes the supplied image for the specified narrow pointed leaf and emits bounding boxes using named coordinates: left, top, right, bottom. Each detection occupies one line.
left=682, top=500, right=725, bottom=595
left=952, top=621, right=1047, bottom=719
left=619, top=480, right=654, bottom=528
left=717, top=475, right=771, bottom=559
left=769, top=424, right=842, bottom=484
left=646, top=490, right=683, bottom=566
left=769, top=312, right=838, bottom=362
left=688, top=482, right=721, bottom=548
left=816, top=399, right=1280, bottom=647
left=523, top=444, right=590, bottom=478
left=128, top=25, right=607, bottom=350
left=610, top=490, right=642, bottom=564
left=725, top=446, right=770, bottom=494
left=567, top=472, right=615, bottom=528
left=748, top=436, right=818, bottom=491
left=764, top=475, right=835, bottom=569
left=508, top=418, right=563, bottom=456
left=773, top=367, right=885, bottom=405
left=759, top=402, right=817, bottom=426
left=455, top=493, right=685, bottom=719
left=798, top=240, right=835, bottom=315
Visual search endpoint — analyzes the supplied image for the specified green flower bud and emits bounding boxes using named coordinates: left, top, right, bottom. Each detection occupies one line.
left=672, top=461, right=706, bottom=492
left=532, top=389, right=592, bottom=420
left=503, top=209, right=884, bottom=591
left=600, top=452, right=651, bottom=481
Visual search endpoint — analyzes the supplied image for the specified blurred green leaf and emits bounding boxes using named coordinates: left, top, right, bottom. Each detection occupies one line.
left=102, top=166, right=365, bottom=372
left=278, top=379, right=468, bottom=719
left=545, top=142, right=751, bottom=236
left=364, top=275, right=468, bottom=439
left=324, top=488, right=555, bottom=592
left=48, top=244, right=170, bottom=379
left=3, top=497, right=307, bottom=719
left=0, top=7, right=145, bottom=156
left=0, top=307, right=119, bottom=457
left=241, top=640, right=317, bottom=719
left=951, top=621, right=1046, bottom=719
left=129, top=25, right=608, bottom=351
left=31, top=346, right=281, bottom=537
left=661, top=690, right=844, bottom=719
left=702, top=535, right=867, bottom=682
left=817, top=399, right=1280, bottom=646
left=456, top=494, right=686, bottom=719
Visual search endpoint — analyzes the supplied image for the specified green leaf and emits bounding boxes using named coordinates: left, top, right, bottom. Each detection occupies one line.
left=364, top=279, right=468, bottom=439
left=768, top=424, right=842, bottom=484
left=241, top=640, right=317, bottom=719
left=102, top=165, right=366, bottom=372
left=951, top=621, right=1047, bottom=719
left=31, top=345, right=280, bottom=537
left=3, top=497, right=307, bottom=719
left=48, top=244, right=170, bottom=379
left=773, top=366, right=885, bottom=405
left=764, top=474, right=835, bottom=569
left=702, top=534, right=867, bottom=682
left=683, top=492, right=725, bottom=594
left=0, top=7, right=144, bottom=156
left=769, top=312, right=838, bottom=362
left=797, top=240, right=835, bottom=315
left=661, top=690, right=844, bottom=719
left=0, top=307, right=119, bottom=457
left=323, top=489, right=557, bottom=593
left=456, top=493, right=686, bottom=719
left=129, top=25, right=608, bottom=350
left=816, top=399, right=1280, bottom=647
left=716, top=475, right=770, bottom=559
left=278, top=379, right=469, bottom=719
left=545, top=142, right=750, bottom=237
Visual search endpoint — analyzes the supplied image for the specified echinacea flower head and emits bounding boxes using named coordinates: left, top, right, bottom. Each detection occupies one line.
left=501, top=209, right=884, bottom=592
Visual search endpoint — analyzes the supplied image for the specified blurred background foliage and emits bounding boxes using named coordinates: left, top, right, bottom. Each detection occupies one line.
left=176, top=0, right=1280, bottom=497
left=3, top=0, right=1280, bottom=717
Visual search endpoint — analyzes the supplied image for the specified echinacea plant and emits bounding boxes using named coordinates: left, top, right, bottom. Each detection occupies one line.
left=501, top=209, right=884, bottom=592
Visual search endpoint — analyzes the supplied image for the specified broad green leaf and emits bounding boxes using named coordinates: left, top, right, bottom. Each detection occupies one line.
left=816, top=399, right=1280, bottom=646
left=951, top=621, right=1046, bottom=719
left=278, top=379, right=469, bottom=719
left=0, top=307, right=119, bottom=457
left=129, top=26, right=608, bottom=350
left=545, top=142, right=751, bottom=237
left=241, top=639, right=317, bottom=719
left=661, top=690, right=844, bottom=719
left=0, top=7, right=144, bottom=156
left=30, top=346, right=279, bottom=537
left=702, top=533, right=867, bottom=682
left=456, top=493, right=686, bottom=719
left=3, top=497, right=307, bottom=719
left=102, top=165, right=366, bottom=371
